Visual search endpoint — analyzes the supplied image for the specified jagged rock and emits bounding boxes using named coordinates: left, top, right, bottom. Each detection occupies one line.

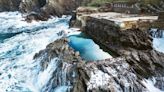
left=34, top=38, right=83, bottom=69
left=0, top=0, right=21, bottom=11
left=24, top=12, right=49, bottom=22
left=19, top=0, right=46, bottom=13
left=40, top=0, right=91, bottom=17
left=33, top=36, right=164, bottom=92
left=0, top=0, right=92, bottom=19
left=82, top=15, right=164, bottom=90
left=73, top=58, right=148, bottom=92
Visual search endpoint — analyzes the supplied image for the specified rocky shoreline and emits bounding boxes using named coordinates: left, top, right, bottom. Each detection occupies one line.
left=0, top=0, right=164, bottom=22
left=33, top=35, right=164, bottom=91
left=0, top=0, right=164, bottom=91
left=32, top=38, right=146, bottom=92
left=32, top=10, right=164, bottom=92
left=0, top=0, right=92, bottom=22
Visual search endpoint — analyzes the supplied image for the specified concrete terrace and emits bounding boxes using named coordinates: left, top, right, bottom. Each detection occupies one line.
left=78, top=12, right=158, bottom=29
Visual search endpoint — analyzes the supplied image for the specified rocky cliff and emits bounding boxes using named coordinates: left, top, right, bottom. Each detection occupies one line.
left=33, top=38, right=147, bottom=92
left=0, top=0, right=91, bottom=17
left=84, top=16, right=164, bottom=77
left=33, top=31, right=164, bottom=92
left=1, top=0, right=164, bottom=16
left=0, top=0, right=21, bottom=11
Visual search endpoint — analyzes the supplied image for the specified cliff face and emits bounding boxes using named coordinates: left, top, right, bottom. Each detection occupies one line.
left=0, top=0, right=21, bottom=11
left=34, top=36, right=164, bottom=92
left=41, top=0, right=85, bottom=16
left=0, top=0, right=91, bottom=17
left=84, top=16, right=164, bottom=78
left=33, top=38, right=83, bottom=91
left=33, top=38, right=147, bottom=92
left=19, top=0, right=42, bottom=13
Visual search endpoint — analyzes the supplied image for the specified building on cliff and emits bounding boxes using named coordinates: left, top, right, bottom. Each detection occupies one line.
left=111, top=1, right=140, bottom=14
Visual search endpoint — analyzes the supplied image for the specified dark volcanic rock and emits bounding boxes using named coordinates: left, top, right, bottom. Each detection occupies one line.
left=0, top=0, right=92, bottom=19
left=83, top=16, right=164, bottom=90
left=33, top=38, right=84, bottom=91
left=84, top=17, right=153, bottom=56
left=19, top=0, right=42, bottom=13
left=32, top=15, right=164, bottom=91
left=19, top=0, right=92, bottom=20
left=33, top=38, right=149, bottom=92
left=34, top=38, right=82, bottom=67
left=33, top=36, right=164, bottom=92
left=40, top=0, right=91, bottom=17
left=25, top=12, right=49, bottom=22
left=73, top=58, right=148, bottom=92
left=0, top=0, right=21, bottom=11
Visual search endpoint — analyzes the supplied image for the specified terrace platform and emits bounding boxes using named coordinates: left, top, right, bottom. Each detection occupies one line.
left=78, top=12, right=158, bottom=30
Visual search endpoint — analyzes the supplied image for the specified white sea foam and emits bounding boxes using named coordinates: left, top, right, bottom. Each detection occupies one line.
left=0, top=12, right=70, bottom=92
left=142, top=79, right=164, bottom=92
left=0, top=11, right=112, bottom=92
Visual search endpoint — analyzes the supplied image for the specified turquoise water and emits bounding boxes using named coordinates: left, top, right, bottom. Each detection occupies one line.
left=0, top=33, right=19, bottom=42
left=153, top=35, right=164, bottom=53
left=68, top=33, right=112, bottom=61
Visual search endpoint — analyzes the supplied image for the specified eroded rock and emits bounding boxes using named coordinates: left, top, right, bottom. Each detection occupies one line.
left=33, top=36, right=164, bottom=92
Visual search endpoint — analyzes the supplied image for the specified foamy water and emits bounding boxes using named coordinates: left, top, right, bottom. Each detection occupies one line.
left=0, top=11, right=163, bottom=92
left=0, top=12, right=70, bottom=92
left=0, top=11, right=112, bottom=92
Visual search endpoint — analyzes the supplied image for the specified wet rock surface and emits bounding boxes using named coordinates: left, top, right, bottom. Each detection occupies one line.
left=34, top=38, right=82, bottom=69
left=0, top=0, right=92, bottom=20
left=73, top=58, right=147, bottom=92
left=0, top=0, right=21, bottom=11
left=33, top=34, right=164, bottom=92
left=1, top=0, right=164, bottom=91
left=33, top=38, right=83, bottom=91
left=24, top=12, right=49, bottom=22
left=83, top=16, right=164, bottom=91
left=31, top=12, right=164, bottom=91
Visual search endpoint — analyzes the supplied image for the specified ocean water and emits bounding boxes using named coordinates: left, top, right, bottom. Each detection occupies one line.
left=0, top=11, right=112, bottom=92
left=149, top=28, right=164, bottom=53
left=0, top=11, right=163, bottom=92
left=153, top=32, right=164, bottom=53
left=0, top=11, right=71, bottom=92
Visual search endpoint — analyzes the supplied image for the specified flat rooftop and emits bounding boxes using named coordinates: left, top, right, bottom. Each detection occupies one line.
left=86, top=12, right=158, bottom=23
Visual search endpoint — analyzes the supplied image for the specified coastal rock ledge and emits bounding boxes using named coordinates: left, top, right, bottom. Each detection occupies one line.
left=84, top=16, right=164, bottom=78
left=34, top=34, right=164, bottom=92
left=33, top=12, right=164, bottom=91
left=0, top=0, right=90, bottom=17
